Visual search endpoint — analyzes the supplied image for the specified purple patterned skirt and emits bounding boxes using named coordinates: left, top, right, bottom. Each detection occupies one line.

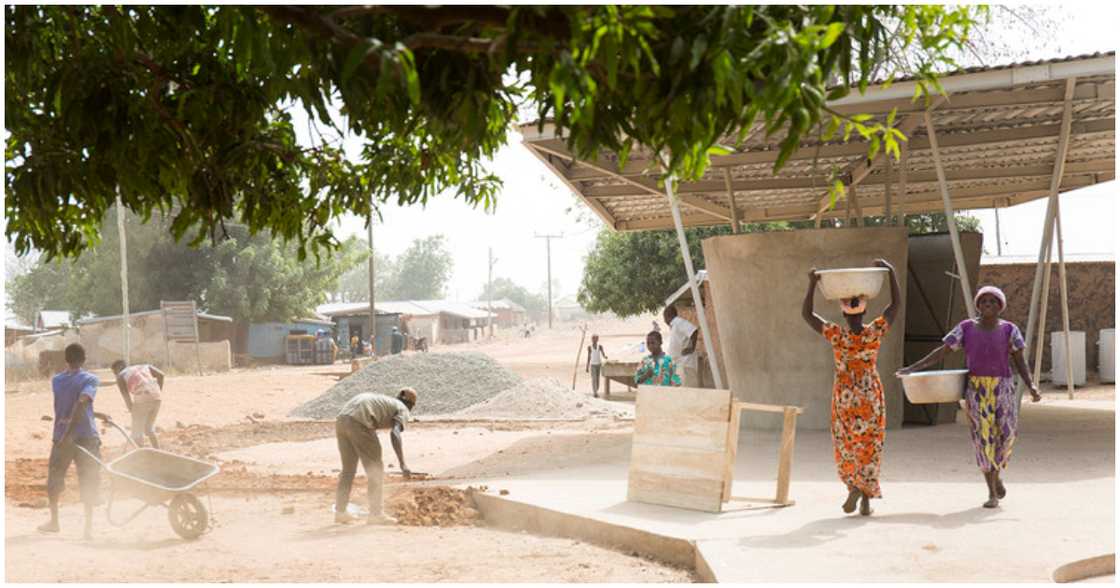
left=963, top=375, right=1018, bottom=472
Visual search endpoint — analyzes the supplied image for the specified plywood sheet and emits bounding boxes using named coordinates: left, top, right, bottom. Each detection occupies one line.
left=627, top=386, right=732, bottom=513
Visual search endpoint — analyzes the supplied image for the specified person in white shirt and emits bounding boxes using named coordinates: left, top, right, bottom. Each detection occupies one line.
left=585, top=334, right=608, bottom=398
left=111, top=360, right=166, bottom=449
left=663, top=305, right=699, bottom=387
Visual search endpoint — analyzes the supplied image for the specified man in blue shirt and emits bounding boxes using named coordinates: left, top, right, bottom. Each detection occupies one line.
left=39, top=343, right=105, bottom=539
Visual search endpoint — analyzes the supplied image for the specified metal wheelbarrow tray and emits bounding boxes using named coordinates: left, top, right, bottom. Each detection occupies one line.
left=79, top=418, right=220, bottom=539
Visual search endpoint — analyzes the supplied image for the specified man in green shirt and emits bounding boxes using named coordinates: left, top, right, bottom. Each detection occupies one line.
left=334, top=388, right=417, bottom=525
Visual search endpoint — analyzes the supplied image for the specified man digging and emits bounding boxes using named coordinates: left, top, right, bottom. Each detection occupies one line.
left=334, top=387, right=417, bottom=525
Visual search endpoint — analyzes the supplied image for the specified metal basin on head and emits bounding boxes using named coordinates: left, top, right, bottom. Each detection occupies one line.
left=900, top=369, right=969, bottom=404
left=816, top=267, right=887, bottom=301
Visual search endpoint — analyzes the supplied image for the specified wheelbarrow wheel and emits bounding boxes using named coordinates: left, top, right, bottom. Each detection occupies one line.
left=168, top=493, right=208, bottom=540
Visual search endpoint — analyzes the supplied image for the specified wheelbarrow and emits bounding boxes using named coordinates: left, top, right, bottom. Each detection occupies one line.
left=76, top=415, right=220, bottom=540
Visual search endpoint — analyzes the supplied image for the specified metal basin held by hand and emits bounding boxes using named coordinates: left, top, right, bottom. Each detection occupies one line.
left=816, top=268, right=888, bottom=301
left=901, top=369, right=969, bottom=404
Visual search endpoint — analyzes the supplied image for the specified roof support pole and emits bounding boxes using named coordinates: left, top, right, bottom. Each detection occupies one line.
left=1054, top=198, right=1076, bottom=399
left=897, top=142, right=910, bottom=229
left=1031, top=228, right=1054, bottom=395
left=1025, top=78, right=1077, bottom=398
left=723, top=169, right=741, bottom=234
left=664, top=172, right=724, bottom=390
left=115, top=190, right=131, bottom=365
left=884, top=152, right=894, bottom=226
left=923, top=111, right=976, bottom=318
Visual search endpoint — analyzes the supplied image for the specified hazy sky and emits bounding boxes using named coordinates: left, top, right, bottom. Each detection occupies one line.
left=320, top=4, right=1117, bottom=303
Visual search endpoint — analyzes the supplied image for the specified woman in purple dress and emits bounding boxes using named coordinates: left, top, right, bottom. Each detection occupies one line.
left=897, top=286, right=1041, bottom=508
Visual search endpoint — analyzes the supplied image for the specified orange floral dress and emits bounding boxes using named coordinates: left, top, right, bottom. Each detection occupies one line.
left=821, top=316, right=889, bottom=498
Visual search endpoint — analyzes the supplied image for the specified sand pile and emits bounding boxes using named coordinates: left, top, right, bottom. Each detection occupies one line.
left=451, top=377, right=633, bottom=420
left=290, top=352, right=522, bottom=418
left=387, top=486, right=481, bottom=527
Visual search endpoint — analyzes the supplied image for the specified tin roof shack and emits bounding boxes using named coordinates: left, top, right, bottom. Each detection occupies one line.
left=414, top=300, right=493, bottom=344
left=76, top=309, right=234, bottom=372
left=316, top=302, right=400, bottom=355
left=469, top=298, right=528, bottom=329
left=377, top=301, right=442, bottom=348
left=5, top=320, right=35, bottom=347
left=248, top=317, right=337, bottom=361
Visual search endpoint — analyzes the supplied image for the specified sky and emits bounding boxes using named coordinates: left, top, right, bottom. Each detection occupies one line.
left=317, top=4, right=1118, bottom=303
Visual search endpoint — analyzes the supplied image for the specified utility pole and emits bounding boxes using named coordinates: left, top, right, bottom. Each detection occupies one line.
left=367, top=205, right=376, bottom=356
left=115, top=192, right=130, bottom=364
left=487, top=247, right=498, bottom=338
left=534, top=233, right=563, bottom=329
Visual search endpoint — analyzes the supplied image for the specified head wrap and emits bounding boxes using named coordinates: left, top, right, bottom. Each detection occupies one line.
left=840, top=296, right=868, bottom=316
left=974, top=286, right=1007, bottom=312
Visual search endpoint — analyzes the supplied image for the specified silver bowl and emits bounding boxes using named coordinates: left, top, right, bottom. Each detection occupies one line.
left=816, top=268, right=888, bottom=301
left=900, top=369, right=968, bottom=404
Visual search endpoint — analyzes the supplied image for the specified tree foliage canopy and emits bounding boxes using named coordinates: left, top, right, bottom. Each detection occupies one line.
left=478, top=276, right=548, bottom=316
left=6, top=5, right=979, bottom=260
left=330, top=234, right=454, bottom=302
left=578, top=214, right=982, bottom=317
left=6, top=208, right=364, bottom=324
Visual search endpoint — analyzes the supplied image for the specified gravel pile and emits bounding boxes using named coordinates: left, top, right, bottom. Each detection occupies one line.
left=289, top=352, right=523, bottom=418
left=450, top=377, right=633, bottom=420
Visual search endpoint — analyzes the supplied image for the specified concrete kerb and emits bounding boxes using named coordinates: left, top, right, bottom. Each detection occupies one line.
left=469, top=489, right=717, bottom=582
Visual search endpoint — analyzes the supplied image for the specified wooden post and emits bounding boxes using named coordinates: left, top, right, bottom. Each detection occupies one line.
left=923, top=111, right=976, bottom=318
left=1054, top=200, right=1076, bottom=399
left=1025, top=78, right=1076, bottom=373
left=1032, top=234, right=1054, bottom=390
left=722, top=400, right=742, bottom=501
left=115, top=192, right=130, bottom=365
left=850, top=183, right=864, bottom=227
left=898, top=143, right=909, bottom=229
left=723, top=169, right=741, bottom=234
left=663, top=170, right=724, bottom=389
left=775, top=407, right=798, bottom=505
left=572, top=324, right=587, bottom=391
left=884, top=153, right=894, bottom=226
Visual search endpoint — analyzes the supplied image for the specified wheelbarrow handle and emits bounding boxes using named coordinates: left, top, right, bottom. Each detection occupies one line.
left=96, top=414, right=142, bottom=450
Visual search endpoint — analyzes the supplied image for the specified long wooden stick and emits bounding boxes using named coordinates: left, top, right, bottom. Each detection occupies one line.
left=572, top=324, right=587, bottom=391
left=924, top=111, right=976, bottom=318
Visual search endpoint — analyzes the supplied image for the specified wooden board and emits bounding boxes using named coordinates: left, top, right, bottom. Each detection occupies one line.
left=627, top=386, right=732, bottom=513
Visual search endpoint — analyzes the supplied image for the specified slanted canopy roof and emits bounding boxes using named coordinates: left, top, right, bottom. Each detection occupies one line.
left=519, top=53, right=1115, bottom=232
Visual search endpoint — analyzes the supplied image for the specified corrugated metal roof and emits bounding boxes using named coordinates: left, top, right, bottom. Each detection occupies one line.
left=37, top=310, right=72, bottom=329
left=76, top=309, right=233, bottom=325
left=520, top=53, right=1115, bottom=232
left=469, top=298, right=527, bottom=312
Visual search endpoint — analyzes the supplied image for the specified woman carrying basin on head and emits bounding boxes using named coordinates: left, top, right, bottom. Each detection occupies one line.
left=802, top=259, right=901, bottom=517
left=897, top=286, right=1041, bottom=509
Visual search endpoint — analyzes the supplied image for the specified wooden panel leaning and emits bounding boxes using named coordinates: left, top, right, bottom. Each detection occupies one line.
left=627, top=386, right=732, bottom=513
left=627, top=385, right=804, bottom=514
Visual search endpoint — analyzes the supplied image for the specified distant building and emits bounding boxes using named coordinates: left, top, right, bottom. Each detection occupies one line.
left=75, top=308, right=234, bottom=371
left=4, top=320, right=35, bottom=347
left=316, top=299, right=495, bottom=349
left=34, top=310, right=72, bottom=332
left=247, top=317, right=337, bottom=361
left=469, top=298, right=527, bottom=328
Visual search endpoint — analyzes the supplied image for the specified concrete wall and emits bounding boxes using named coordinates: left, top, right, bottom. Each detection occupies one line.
left=979, top=261, right=1115, bottom=376
left=702, top=227, right=910, bottom=431
left=78, top=314, right=231, bottom=372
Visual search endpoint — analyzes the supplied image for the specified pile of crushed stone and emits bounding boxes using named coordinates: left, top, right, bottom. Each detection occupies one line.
left=387, top=486, right=481, bottom=527
left=450, top=377, right=633, bottom=420
left=290, top=352, right=522, bottom=418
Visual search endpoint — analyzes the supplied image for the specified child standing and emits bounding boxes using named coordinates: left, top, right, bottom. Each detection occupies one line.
left=898, top=286, right=1041, bottom=508
left=634, top=331, right=681, bottom=387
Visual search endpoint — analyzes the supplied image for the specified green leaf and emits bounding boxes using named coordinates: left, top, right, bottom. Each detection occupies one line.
left=689, top=36, right=708, bottom=71
left=820, top=22, right=844, bottom=48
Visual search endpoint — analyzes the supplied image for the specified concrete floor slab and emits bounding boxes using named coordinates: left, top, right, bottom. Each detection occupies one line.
left=468, top=400, right=1115, bottom=582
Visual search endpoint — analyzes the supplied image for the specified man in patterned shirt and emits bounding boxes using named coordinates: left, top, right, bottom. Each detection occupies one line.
left=634, top=331, right=682, bottom=387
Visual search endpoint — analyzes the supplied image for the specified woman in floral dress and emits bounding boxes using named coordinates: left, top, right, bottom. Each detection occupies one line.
left=802, top=259, right=901, bottom=516
left=897, top=286, right=1041, bottom=508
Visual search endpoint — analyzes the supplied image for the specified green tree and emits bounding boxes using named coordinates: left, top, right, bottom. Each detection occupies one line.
left=6, top=6, right=980, bottom=260
left=577, top=214, right=980, bottom=317
left=478, top=277, right=547, bottom=315
left=7, top=209, right=364, bottom=324
left=331, top=249, right=394, bottom=303
left=389, top=235, right=454, bottom=300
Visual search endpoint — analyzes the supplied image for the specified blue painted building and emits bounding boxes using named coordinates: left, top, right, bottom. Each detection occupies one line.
left=247, top=318, right=336, bottom=360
